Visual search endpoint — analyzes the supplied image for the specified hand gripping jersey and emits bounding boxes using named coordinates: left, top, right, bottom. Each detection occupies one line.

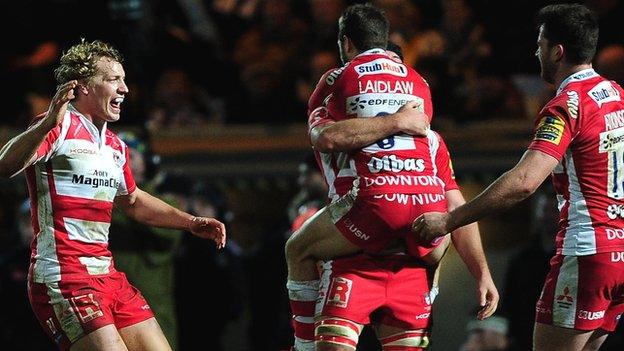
left=26, top=105, right=136, bottom=283
left=528, top=69, right=624, bottom=256
left=308, top=49, right=451, bottom=201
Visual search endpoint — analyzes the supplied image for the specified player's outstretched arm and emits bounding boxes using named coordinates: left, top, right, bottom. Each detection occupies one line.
left=114, top=188, right=226, bottom=248
left=446, top=189, right=499, bottom=320
left=414, top=149, right=559, bottom=242
left=311, top=100, right=429, bottom=153
left=0, top=81, right=77, bottom=177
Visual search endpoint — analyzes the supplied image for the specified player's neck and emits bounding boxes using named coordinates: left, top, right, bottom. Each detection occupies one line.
left=71, top=102, right=107, bottom=131
left=554, top=63, right=594, bottom=89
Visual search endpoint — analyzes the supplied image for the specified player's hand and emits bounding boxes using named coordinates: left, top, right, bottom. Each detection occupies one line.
left=189, top=217, right=226, bottom=249
left=412, top=212, right=449, bottom=243
left=476, top=278, right=499, bottom=320
left=46, top=80, right=77, bottom=128
left=394, top=100, right=429, bottom=136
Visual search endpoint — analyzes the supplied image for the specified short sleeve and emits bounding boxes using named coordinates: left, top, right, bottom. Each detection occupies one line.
left=527, top=98, right=577, bottom=161
left=32, top=112, right=70, bottom=164
left=116, top=143, right=137, bottom=196
left=307, top=68, right=341, bottom=135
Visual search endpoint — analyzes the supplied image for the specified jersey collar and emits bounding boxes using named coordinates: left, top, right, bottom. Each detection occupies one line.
left=557, top=68, right=598, bottom=95
left=68, top=104, right=108, bottom=149
left=354, top=48, right=387, bottom=59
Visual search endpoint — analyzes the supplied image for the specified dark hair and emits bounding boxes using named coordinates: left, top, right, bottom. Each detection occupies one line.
left=537, top=4, right=598, bottom=65
left=387, top=41, right=404, bottom=61
left=338, top=4, right=389, bottom=51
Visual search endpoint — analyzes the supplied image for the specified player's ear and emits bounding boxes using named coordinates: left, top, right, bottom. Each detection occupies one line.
left=76, top=82, right=89, bottom=96
left=553, top=44, right=565, bottom=63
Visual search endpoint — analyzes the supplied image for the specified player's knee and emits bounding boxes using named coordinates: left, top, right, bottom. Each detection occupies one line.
left=314, top=317, right=360, bottom=351
left=379, top=330, right=430, bottom=350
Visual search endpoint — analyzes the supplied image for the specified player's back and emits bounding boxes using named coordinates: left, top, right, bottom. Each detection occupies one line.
left=531, top=69, right=624, bottom=255
left=310, top=49, right=446, bottom=199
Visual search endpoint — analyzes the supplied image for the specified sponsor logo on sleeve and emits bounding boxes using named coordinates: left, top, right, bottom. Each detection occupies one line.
left=566, top=91, right=579, bottom=119
left=534, top=115, right=565, bottom=144
left=354, top=58, right=408, bottom=77
left=588, top=81, right=621, bottom=107
left=325, top=67, right=346, bottom=86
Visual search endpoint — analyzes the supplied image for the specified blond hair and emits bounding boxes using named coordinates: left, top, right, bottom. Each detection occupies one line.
left=54, top=39, right=124, bottom=84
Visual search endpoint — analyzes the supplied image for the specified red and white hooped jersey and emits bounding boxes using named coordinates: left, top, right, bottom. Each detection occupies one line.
left=528, top=69, right=624, bottom=256
left=26, top=105, right=136, bottom=283
left=308, top=48, right=451, bottom=201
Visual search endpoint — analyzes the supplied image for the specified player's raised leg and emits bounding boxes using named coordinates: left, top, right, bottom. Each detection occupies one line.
left=285, top=202, right=363, bottom=351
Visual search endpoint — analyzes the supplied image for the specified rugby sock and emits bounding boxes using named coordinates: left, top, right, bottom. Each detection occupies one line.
left=287, top=279, right=319, bottom=351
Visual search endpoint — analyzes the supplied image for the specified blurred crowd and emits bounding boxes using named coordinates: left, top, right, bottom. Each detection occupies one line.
left=2, top=0, right=623, bottom=131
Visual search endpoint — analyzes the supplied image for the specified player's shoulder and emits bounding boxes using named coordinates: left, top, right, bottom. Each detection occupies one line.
left=542, top=87, right=580, bottom=121
left=322, top=64, right=350, bottom=87
left=105, top=129, right=126, bottom=152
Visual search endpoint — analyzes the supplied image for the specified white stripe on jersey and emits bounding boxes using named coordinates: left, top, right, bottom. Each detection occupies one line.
left=33, top=163, right=61, bottom=282
left=52, top=140, right=122, bottom=202
left=563, top=150, right=597, bottom=255
left=78, top=256, right=112, bottom=275
left=552, top=256, right=579, bottom=328
left=319, top=153, right=338, bottom=202
left=64, top=217, right=110, bottom=243
left=427, top=130, right=445, bottom=189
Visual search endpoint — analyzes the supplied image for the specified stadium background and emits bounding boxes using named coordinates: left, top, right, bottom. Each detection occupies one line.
left=1, top=0, right=623, bottom=350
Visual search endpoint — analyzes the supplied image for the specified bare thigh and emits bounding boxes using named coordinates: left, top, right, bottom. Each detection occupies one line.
left=70, top=324, right=128, bottom=351
left=118, top=318, right=172, bottom=351
left=533, top=322, right=595, bottom=351
left=287, top=206, right=362, bottom=261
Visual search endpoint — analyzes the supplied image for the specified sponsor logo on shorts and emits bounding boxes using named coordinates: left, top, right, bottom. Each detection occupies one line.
left=589, top=81, right=621, bottom=107
left=326, top=277, right=353, bottom=308
left=70, top=294, right=104, bottom=323
left=354, top=58, right=408, bottom=77
left=578, top=310, right=605, bottom=321
left=534, top=115, right=565, bottom=145
left=611, top=251, right=624, bottom=262
left=367, top=155, right=425, bottom=173
left=415, top=313, right=430, bottom=320
left=606, top=228, right=624, bottom=240
left=607, top=204, right=624, bottom=219
left=342, top=218, right=370, bottom=241
left=555, top=286, right=574, bottom=309
left=536, top=304, right=552, bottom=315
